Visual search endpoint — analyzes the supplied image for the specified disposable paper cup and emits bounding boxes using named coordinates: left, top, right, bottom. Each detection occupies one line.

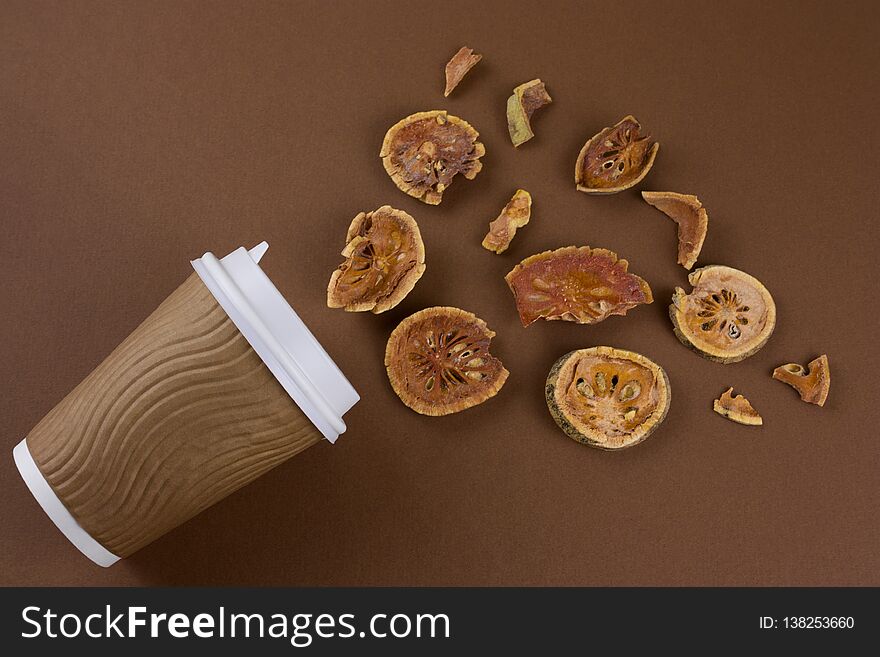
left=13, top=243, right=358, bottom=566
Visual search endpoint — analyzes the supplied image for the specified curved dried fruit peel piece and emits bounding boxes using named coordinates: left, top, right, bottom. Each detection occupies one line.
left=641, top=191, right=708, bottom=270
left=482, top=189, right=532, bottom=254
left=506, top=79, right=552, bottom=147
left=670, top=265, right=776, bottom=363
left=380, top=110, right=485, bottom=205
left=772, top=355, right=830, bottom=406
left=385, top=306, right=509, bottom=416
left=505, top=246, right=653, bottom=327
left=327, top=206, right=426, bottom=313
left=575, top=115, right=659, bottom=194
left=444, top=46, right=482, bottom=97
left=546, top=347, right=671, bottom=450
left=713, top=388, right=762, bottom=426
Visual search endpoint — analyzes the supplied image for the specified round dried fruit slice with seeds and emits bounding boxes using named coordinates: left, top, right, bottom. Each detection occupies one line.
left=385, top=307, right=508, bottom=416
left=505, top=246, right=653, bottom=327
left=546, top=347, right=671, bottom=450
left=670, top=265, right=776, bottom=363
left=575, top=115, right=659, bottom=194
left=380, top=110, right=485, bottom=205
left=327, top=206, right=426, bottom=313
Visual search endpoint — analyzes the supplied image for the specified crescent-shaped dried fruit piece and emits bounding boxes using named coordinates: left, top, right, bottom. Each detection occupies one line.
left=506, top=79, right=552, bottom=147
left=327, top=206, right=426, bottom=313
left=385, top=307, right=509, bottom=416
left=772, top=355, right=830, bottom=406
left=713, top=388, right=762, bottom=426
left=575, top=115, right=659, bottom=194
left=641, top=191, right=709, bottom=270
left=505, top=246, right=653, bottom=327
left=380, top=110, right=485, bottom=205
left=546, top=347, right=671, bottom=450
left=670, top=265, right=776, bottom=363
left=482, top=189, right=532, bottom=254
left=444, top=46, right=481, bottom=97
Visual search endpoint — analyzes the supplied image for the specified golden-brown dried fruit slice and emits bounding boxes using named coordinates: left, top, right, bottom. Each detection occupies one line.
left=505, top=246, right=653, bottom=327
left=507, top=79, right=552, bottom=147
left=773, top=355, right=830, bottom=406
left=385, top=307, right=508, bottom=415
left=546, top=347, right=671, bottom=450
left=327, top=206, right=426, bottom=313
left=713, top=388, right=762, bottom=426
left=482, top=189, right=532, bottom=254
left=380, top=110, right=484, bottom=205
left=575, top=115, right=659, bottom=194
left=670, top=265, right=776, bottom=363
left=444, top=46, right=482, bottom=97
left=641, top=191, right=708, bottom=270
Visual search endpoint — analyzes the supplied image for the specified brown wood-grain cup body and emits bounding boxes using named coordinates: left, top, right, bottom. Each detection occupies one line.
left=25, top=274, right=323, bottom=558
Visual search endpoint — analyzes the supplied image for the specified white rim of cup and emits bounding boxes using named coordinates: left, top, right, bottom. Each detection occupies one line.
left=13, top=439, right=121, bottom=567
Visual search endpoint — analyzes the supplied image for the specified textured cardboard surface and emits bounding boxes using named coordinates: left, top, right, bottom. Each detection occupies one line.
left=25, top=274, right=323, bottom=557
left=1, top=0, right=878, bottom=585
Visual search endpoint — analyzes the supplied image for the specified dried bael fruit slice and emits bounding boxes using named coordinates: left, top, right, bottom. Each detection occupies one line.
left=575, top=115, right=659, bottom=194
left=444, top=46, right=482, bottom=97
left=641, top=191, right=709, bottom=270
left=385, top=307, right=509, bottom=416
left=482, top=189, right=532, bottom=254
left=505, top=246, right=653, bottom=327
left=380, top=110, right=484, bottom=205
left=546, top=347, right=671, bottom=450
left=713, top=388, right=762, bottom=426
left=506, top=79, right=552, bottom=147
left=327, top=206, right=426, bottom=313
left=670, top=265, right=776, bottom=363
left=772, top=355, right=830, bottom=406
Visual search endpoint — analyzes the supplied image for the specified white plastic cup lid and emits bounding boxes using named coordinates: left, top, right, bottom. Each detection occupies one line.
left=192, top=242, right=359, bottom=442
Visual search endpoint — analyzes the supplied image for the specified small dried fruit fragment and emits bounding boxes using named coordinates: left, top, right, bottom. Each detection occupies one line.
left=670, top=265, right=776, bottom=363
left=444, top=46, right=482, bottom=97
left=385, top=307, right=508, bottom=416
left=380, top=110, right=485, bottom=205
left=482, top=189, right=532, bottom=254
left=546, top=347, right=671, bottom=449
left=772, top=355, right=830, bottom=406
left=641, top=191, right=709, bottom=270
left=506, top=79, right=552, bottom=147
left=505, top=246, right=653, bottom=327
left=327, top=206, right=426, bottom=313
left=713, top=388, right=762, bottom=426
left=575, top=115, right=659, bottom=194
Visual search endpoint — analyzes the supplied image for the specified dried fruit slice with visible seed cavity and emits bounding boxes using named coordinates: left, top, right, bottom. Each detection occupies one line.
left=444, top=46, right=482, bottom=97
left=505, top=246, right=653, bottom=327
left=482, top=189, right=532, bottom=254
left=380, top=110, right=484, bottom=205
left=546, top=347, right=671, bottom=449
left=773, top=355, right=830, bottom=406
left=385, top=306, right=508, bottom=416
left=327, top=206, right=426, bottom=313
left=506, top=79, right=552, bottom=147
left=713, top=388, right=762, bottom=426
left=641, top=191, right=709, bottom=270
left=575, top=115, right=659, bottom=194
left=670, top=265, right=776, bottom=363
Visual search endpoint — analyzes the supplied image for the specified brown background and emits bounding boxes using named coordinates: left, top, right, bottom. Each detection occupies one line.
left=1, top=0, right=878, bottom=586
